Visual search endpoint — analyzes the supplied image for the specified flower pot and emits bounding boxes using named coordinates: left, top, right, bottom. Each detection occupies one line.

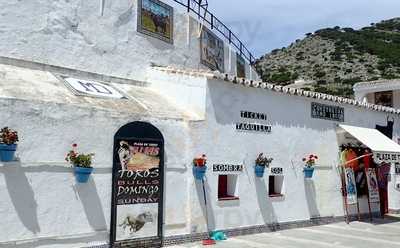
left=193, top=166, right=207, bottom=180
left=194, top=158, right=206, bottom=167
left=255, top=164, right=265, bottom=177
left=74, top=166, right=93, bottom=183
left=0, top=143, right=17, bottom=162
left=304, top=167, right=314, bottom=178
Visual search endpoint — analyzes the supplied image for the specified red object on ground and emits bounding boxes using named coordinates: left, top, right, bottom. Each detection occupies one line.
left=202, top=239, right=216, bottom=246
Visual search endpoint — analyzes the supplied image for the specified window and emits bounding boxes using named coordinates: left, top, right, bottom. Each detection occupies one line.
left=218, top=175, right=239, bottom=201
left=374, top=91, right=393, bottom=107
left=269, top=175, right=284, bottom=197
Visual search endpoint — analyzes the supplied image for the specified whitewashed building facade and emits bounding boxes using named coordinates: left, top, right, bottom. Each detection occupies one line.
left=1, top=1, right=400, bottom=248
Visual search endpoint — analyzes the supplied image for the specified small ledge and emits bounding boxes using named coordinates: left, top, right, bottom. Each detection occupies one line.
left=269, top=194, right=284, bottom=198
left=218, top=196, right=239, bottom=201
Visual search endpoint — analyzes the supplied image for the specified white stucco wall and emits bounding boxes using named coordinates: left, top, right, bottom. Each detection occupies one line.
left=0, top=97, right=192, bottom=247
left=187, top=78, right=400, bottom=233
left=1, top=66, right=400, bottom=247
left=0, top=0, right=258, bottom=83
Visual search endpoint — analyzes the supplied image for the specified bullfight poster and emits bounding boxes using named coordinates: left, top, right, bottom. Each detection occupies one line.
left=345, top=167, right=358, bottom=205
left=114, top=139, right=162, bottom=241
left=366, top=168, right=380, bottom=203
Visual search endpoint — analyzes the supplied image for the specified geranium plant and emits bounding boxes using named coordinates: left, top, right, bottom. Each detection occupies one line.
left=302, top=154, right=318, bottom=168
left=65, top=144, right=94, bottom=168
left=193, top=154, right=207, bottom=167
left=255, top=153, right=273, bottom=167
left=0, top=127, right=19, bottom=145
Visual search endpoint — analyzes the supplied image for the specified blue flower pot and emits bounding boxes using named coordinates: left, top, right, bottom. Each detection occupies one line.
left=0, top=143, right=17, bottom=162
left=304, top=167, right=315, bottom=178
left=193, top=166, right=207, bottom=180
left=74, top=166, right=93, bottom=183
left=255, top=164, right=265, bottom=177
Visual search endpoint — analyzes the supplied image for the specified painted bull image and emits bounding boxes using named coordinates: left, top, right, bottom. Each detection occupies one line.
left=119, top=212, right=154, bottom=233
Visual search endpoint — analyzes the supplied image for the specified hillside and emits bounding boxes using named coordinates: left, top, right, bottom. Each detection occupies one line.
left=255, top=18, right=400, bottom=98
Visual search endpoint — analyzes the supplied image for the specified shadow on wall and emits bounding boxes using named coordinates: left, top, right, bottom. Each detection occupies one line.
left=304, top=178, right=320, bottom=218
left=73, top=178, right=108, bottom=231
left=0, top=162, right=109, bottom=244
left=254, top=178, right=277, bottom=223
left=0, top=161, right=40, bottom=234
left=195, top=178, right=216, bottom=232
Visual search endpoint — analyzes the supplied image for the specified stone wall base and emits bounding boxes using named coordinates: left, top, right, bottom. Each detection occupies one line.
left=89, top=213, right=382, bottom=247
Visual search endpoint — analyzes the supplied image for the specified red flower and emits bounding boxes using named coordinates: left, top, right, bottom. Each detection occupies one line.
left=72, top=143, right=77, bottom=147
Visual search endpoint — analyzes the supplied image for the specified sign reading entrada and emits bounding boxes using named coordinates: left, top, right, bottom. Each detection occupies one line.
left=236, top=110, right=272, bottom=134
left=311, top=102, right=344, bottom=122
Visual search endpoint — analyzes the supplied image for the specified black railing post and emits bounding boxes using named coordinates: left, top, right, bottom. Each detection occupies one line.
left=187, top=0, right=190, bottom=12
left=198, top=3, right=200, bottom=19
left=211, top=14, right=214, bottom=29
left=229, top=31, right=232, bottom=44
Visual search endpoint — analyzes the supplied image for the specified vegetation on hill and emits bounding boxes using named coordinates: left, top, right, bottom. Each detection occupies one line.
left=255, top=18, right=400, bottom=98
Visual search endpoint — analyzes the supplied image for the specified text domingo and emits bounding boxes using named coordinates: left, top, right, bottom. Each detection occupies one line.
left=117, top=168, right=160, bottom=204
left=117, top=185, right=159, bottom=197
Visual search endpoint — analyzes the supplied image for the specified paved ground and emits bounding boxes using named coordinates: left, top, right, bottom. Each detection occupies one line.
left=170, top=215, right=400, bottom=248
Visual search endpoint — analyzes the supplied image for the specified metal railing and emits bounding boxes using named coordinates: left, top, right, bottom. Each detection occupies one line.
left=172, top=0, right=256, bottom=64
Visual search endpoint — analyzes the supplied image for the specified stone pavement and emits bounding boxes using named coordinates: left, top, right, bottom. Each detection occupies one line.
left=170, top=215, right=400, bottom=248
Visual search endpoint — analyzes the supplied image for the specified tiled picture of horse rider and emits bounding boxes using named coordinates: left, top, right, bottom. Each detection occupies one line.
left=200, top=27, right=225, bottom=72
left=138, top=0, right=173, bottom=43
left=236, top=53, right=246, bottom=78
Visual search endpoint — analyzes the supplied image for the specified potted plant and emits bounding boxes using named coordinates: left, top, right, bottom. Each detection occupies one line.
left=255, top=153, right=273, bottom=177
left=65, top=144, right=94, bottom=183
left=193, top=154, right=207, bottom=180
left=0, top=127, right=19, bottom=162
left=302, top=154, right=318, bottom=178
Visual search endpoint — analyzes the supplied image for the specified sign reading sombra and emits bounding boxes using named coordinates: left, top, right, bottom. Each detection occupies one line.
left=110, top=122, right=164, bottom=247
left=213, top=163, right=243, bottom=173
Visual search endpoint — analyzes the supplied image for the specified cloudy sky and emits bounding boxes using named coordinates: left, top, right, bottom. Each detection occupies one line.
left=206, top=0, right=400, bottom=58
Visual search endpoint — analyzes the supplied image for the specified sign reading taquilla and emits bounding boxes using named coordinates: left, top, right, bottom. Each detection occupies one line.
left=311, top=102, right=344, bottom=122
left=236, top=110, right=272, bottom=134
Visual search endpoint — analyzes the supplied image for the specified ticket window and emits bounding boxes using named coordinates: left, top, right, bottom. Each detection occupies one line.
left=218, top=175, right=239, bottom=201
left=269, top=175, right=284, bottom=197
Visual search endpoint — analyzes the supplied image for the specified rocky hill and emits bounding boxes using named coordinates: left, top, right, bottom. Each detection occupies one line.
left=255, top=18, right=400, bottom=98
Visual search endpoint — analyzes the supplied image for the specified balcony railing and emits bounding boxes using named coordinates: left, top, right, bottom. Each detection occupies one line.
left=172, top=0, right=256, bottom=64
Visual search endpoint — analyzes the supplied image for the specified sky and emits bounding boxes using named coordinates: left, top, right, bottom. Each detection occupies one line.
left=206, top=0, right=400, bottom=58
